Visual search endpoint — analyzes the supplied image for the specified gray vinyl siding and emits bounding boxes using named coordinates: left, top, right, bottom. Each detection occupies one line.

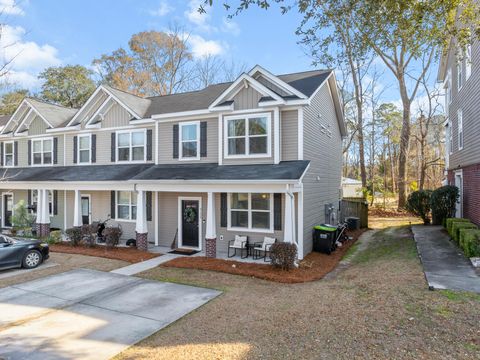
left=281, top=110, right=298, bottom=161
left=233, top=86, right=263, bottom=110
left=302, top=81, right=343, bottom=254
left=28, top=116, right=48, bottom=136
left=447, top=38, right=480, bottom=169
left=157, top=118, right=218, bottom=164
left=101, top=102, right=132, bottom=128
left=221, top=110, right=275, bottom=165
left=12, top=135, right=63, bottom=167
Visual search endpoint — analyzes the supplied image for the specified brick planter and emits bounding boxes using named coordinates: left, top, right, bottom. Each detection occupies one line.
left=36, top=223, right=50, bottom=238
left=136, top=232, right=148, bottom=251
left=205, top=237, right=216, bottom=258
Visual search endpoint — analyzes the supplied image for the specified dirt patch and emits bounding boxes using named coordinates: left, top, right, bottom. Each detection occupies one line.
left=369, top=207, right=414, bottom=218
left=163, top=229, right=366, bottom=283
left=50, top=243, right=160, bottom=263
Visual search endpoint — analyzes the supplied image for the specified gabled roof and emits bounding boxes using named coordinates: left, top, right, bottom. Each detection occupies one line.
left=277, top=70, right=332, bottom=97
left=102, top=85, right=151, bottom=118
left=0, top=115, right=11, bottom=128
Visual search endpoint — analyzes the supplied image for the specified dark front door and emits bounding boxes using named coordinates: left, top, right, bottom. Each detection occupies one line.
left=81, top=196, right=90, bottom=225
left=3, top=194, right=13, bottom=228
left=181, top=199, right=200, bottom=248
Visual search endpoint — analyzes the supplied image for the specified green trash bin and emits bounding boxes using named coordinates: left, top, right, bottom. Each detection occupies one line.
left=313, top=224, right=337, bottom=254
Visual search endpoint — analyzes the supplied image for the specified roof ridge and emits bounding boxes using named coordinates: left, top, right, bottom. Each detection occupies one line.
left=103, top=84, right=151, bottom=101
left=277, top=69, right=332, bottom=77
left=146, top=82, right=232, bottom=100
left=26, top=97, right=79, bottom=111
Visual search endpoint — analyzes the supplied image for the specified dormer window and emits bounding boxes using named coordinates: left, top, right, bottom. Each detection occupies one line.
left=224, top=113, right=271, bottom=158
left=116, top=130, right=146, bottom=162
left=4, top=141, right=14, bottom=167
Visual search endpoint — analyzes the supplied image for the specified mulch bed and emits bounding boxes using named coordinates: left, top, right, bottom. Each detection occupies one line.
left=162, top=228, right=367, bottom=283
left=50, top=243, right=161, bottom=263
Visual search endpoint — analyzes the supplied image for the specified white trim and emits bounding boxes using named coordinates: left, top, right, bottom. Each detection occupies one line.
left=457, top=109, right=463, bottom=151
left=178, top=196, right=203, bottom=250
left=297, top=188, right=304, bottom=260
left=179, top=121, right=201, bottom=161
left=63, top=190, right=67, bottom=228
left=273, top=107, right=280, bottom=164
left=154, top=191, right=159, bottom=246
left=63, top=133, right=66, bottom=166
left=115, top=129, right=147, bottom=163
left=154, top=121, right=159, bottom=164
left=223, top=112, right=272, bottom=159
left=2, top=192, right=14, bottom=228
left=152, top=109, right=211, bottom=120
left=227, top=192, right=274, bottom=234
left=457, top=57, right=463, bottom=91
left=13, top=107, right=35, bottom=136
left=2, top=141, right=15, bottom=168
left=30, top=136, right=54, bottom=166
left=465, top=43, right=472, bottom=81
left=297, top=108, right=304, bottom=160
left=85, top=95, right=113, bottom=126
left=31, top=189, right=54, bottom=217
left=1, top=100, right=29, bottom=134
left=81, top=194, right=92, bottom=224
left=77, top=133, right=92, bottom=165
left=129, top=118, right=155, bottom=125
left=66, top=86, right=106, bottom=127
left=47, top=125, right=81, bottom=133
left=248, top=65, right=308, bottom=100
left=454, top=170, right=463, bottom=218
left=218, top=114, right=223, bottom=165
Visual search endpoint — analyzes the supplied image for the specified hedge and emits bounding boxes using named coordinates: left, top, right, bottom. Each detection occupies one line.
left=446, top=218, right=470, bottom=236
left=459, top=229, right=480, bottom=258
left=452, top=222, right=478, bottom=244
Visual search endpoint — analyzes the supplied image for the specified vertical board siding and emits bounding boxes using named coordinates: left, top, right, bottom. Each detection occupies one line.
left=233, top=86, right=263, bottom=110
left=302, top=82, right=343, bottom=254
left=27, top=116, right=48, bottom=136
left=101, top=102, right=132, bottom=128
left=158, top=118, right=218, bottom=164
left=281, top=110, right=298, bottom=161
left=75, top=90, right=109, bottom=128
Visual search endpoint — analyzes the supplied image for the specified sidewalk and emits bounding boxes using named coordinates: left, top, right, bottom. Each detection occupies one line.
left=411, top=225, right=480, bottom=293
left=110, top=254, right=180, bottom=276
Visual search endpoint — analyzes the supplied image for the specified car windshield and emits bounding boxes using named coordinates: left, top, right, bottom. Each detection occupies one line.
left=0, top=235, right=15, bottom=244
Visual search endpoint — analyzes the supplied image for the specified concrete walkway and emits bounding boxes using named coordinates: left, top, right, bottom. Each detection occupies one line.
left=110, top=254, right=180, bottom=276
left=411, top=225, right=480, bottom=293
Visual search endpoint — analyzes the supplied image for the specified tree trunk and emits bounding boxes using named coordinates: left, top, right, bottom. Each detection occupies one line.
left=397, top=79, right=411, bottom=209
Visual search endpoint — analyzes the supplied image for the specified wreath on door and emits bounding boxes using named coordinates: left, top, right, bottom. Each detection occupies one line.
left=183, top=206, right=197, bottom=223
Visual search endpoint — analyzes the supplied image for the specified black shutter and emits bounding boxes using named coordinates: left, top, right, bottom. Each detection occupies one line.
left=173, top=124, right=179, bottom=159
left=28, top=140, right=31, bottom=165
left=91, top=134, right=96, bottom=163
left=146, top=129, right=153, bottom=161
left=111, top=133, right=116, bottom=162
left=274, top=193, right=282, bottom=231
left=27, top=190, right=32, bottom=213
left=14, top=141, right=18, bottom=166
left=0, top=142, right=3, bottom=167
left=73, top=136, right=78, bottom=164
left=110, top=191, right=116, bottom=219
left=53, top=190, right=58, bottom=215
left=146, top=191, right=152, bottom=221
left=53, top=137, right=58, bottom=164
left=220, top=193, right=227, bottom=227
left=200, top=121, right=207, bottom=157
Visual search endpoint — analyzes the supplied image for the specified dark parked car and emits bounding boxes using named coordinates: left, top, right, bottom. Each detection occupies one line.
left=0, top=235, right=49, bottom=270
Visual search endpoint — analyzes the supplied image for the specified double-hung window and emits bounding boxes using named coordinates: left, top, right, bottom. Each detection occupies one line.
left=457, top=109, right=463, bottom=150
left=116, top=191, right=137, bottom=221
left=32, top=138, right=53, bottom=165
left=228, top=193, right=273, bottom=232
left=78, top=134, right=91, bottom=164
left=117, top=130, right=145, bottom=162
left=4, top=141, right=14, bottom=167
left=32, top=190, right=53, bottom=216
left=457, top=57, right=463, bottom=90
left=466, top=43, right=472, bottom=80
left=225, top=113, right=271, bottom=158
left=179, top=121, right=200, bottom=160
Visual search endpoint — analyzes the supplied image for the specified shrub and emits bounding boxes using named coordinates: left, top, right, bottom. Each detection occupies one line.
left=46, top=230, right=62, bottom=244
left=81, top=223, right=99, bottom=248
left=430, top=185, right=459, bottom=225
left=11, top=200, right=36, bottom=235
left=65, top=227, right=82, bottom=246
left=406, top=190, right=432, bottom=224
left=459, top=229, right=480, bottom=258
left=446, top=218, right=470, bottom=235
left=452, top=222, right=477, bottom=244
left=270, top=242, right=297, bottom=271
left=103, top=226, right=122, bottom=249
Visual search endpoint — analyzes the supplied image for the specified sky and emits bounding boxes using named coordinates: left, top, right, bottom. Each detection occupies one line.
left=0, top=0, right=313, bottom=90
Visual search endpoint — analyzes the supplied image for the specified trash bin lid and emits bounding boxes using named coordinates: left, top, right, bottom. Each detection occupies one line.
left=314, top=225, right=337, bottom=232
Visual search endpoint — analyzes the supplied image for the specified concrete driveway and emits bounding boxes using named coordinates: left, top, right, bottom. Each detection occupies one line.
left=0, top=268, right=221, bottom=360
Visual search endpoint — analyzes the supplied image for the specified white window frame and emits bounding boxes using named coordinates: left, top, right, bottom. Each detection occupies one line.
left=447, top=69, right=452, bottom=105
left=77, top=134, right=92, bottom=164
left=224, top=112, right=272, bottom=159
left=32, top=190, right=54, bottom=217
left=115, top=191, right=137, bottom=222
left=227, top=192, right=274, bottom=233
left=465, top=43, right=472, bottom=81
left=447, top=121, right=453, bottom=155
left=457, top=109, right=463, bottom=150
left=457, top=57, right=463, bottom=91
left=179, top=121, right=200, bottom=161
left=116, top=129, right=146, bottom=163
left=3, top=141, right=14, bottom=167
left=31, top=137, right=54, bottom=166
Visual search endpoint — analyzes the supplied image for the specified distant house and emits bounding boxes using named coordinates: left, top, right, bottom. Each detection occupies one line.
left=341, top=177, right=363, bottom=198
left=437, top=33, right=478, bottom=223
left=0, top=65, right=346, bottom=259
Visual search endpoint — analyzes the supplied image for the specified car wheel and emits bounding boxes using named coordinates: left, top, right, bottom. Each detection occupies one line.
left=22, top=250, right=42, bottom=269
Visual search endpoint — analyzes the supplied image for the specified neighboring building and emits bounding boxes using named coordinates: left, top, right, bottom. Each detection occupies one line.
left=341, top=177, right=363, bottom=198
left=0, top=65, right=346, bottom=259
left=438, top=34, right=479, bottom=223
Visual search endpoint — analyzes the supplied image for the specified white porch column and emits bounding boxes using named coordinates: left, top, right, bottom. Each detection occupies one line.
left=205, top=192, right=217, bottom=258
left=36, top=189, right=43, bottom=225
left=42, top=189, right=50, bottom=225
left=135, top=190, right=148, bottom=251
left=297, top=189, right=304, bottom=260
left=284, top=187, right=296, bottom=246
left=73, top=190, right=83, bottom=227
left=154, top=191, right=159, bottom=246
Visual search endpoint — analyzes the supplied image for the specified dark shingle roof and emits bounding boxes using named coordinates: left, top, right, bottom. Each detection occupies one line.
left=0, top=114, right=11, bottom=127
left=277, top=70, right=331, bottom=97
left=132, top=161, right=310, bottom=181
left=0, top=161, right=310, bottom=182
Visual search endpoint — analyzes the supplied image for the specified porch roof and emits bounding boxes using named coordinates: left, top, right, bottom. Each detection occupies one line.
left=131, top=161, right=310, bottom=182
